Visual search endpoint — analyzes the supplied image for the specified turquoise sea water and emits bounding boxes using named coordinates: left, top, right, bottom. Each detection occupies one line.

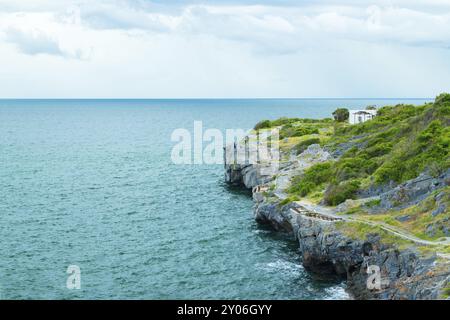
left=0, top=99, right=430, bottom=299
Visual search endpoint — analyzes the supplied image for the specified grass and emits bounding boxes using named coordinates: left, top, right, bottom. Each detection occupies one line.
left=338, top=187, right=450, bottom=241
left=249, top=94, right=450, bottom=250
left=286, top=93, right=450, bottom=205
left=336, top=221, right=415, bottom=250
left=289, top=162, right=333, bottom=196
left=277, top=195, right=300, bottom=207
left=365, top=199, right=381, bottom=207
left=441, top=284, right=450, bottom=299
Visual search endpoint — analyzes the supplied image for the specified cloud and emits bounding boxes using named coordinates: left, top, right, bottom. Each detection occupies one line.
left=0, top=0, right=449, bottom=98
left=76, top=2, right=180, bottom=31
left=0, top=11, right=92, bottom=59
left=4, top=27, right=65, bottom=56
left=3, top=1, right=450, bottom=54
left=65, top=2, right=450, bottom=53
left=182, top=4, right=450, bottom=50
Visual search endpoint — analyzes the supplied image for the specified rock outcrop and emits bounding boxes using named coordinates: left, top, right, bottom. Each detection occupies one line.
left=225, top=163, right=272, bottom=189
left=296, top=214, right=449, bottom=299
left=225, top=142, right=450, bottom=300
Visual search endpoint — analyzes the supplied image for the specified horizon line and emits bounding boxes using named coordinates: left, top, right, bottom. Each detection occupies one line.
left=0, top=97, right=434, bottom=100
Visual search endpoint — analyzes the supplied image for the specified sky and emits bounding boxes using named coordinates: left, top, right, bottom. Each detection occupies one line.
left=0, top=0, right=450, bottom=98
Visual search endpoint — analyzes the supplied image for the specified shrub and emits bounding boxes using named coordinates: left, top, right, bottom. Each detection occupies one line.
left=362, top=142, right=393, bottom=158
left=434, top=92, right=450, bottom=106
left=279, top=124, right=319, bottom=139
left=365, top=199, right=381, bottom=207
left=374, top=159, right=403, bottom=184
left=289, top=162, right=333, bottom=196
left=254, top=120, right=271, bottom=130
left=324, top=179, right=361, bottom=205
left=278, top=195, right=300, bottom=207
left=333, top=156, right=379, bottom=182
left=271, top=117, right=300, bottom=127
left=333, top=108, right=349, bottom=122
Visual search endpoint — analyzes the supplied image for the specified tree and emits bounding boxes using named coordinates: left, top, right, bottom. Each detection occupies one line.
left=435, top=92, right=450, bottom=106
left=332, top=108, right=349, bottom=122
left=254, top=120, right=271, bottom=130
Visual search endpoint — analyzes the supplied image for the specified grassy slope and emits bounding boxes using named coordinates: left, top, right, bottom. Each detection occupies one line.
left=288, top=93, right=450, bottom=206
left=256, top=93, right=450, bottom=243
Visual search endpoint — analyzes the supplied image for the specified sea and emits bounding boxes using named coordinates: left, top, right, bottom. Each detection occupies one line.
left=0, top=98, right=430, bottom=299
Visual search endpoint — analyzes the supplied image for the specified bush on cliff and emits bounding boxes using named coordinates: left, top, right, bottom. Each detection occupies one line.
left=279, top=124, right=319, bottom=139
left=289, top=162, right=333, bottom=196
left=374, top=119, right=449, bottom=183
left=332, top=108, right=349, bottom=122
left=435, top=92, right=450, bottom=106
left=323, top=179, right=361, bottom=205
left=254, top=117, right=334, bottom=131
left=254, top=120, right=271, bottom=130
left=293, top=138, right=321, bottom=155
left=278, top=195, right=300, bottom=207
left=330, top=95, right=449, bottom=185
left=288, top=93, right=450, bottom=205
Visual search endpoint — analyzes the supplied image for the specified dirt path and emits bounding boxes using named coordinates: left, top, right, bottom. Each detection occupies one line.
left=293, top=199, right=450, bottom=253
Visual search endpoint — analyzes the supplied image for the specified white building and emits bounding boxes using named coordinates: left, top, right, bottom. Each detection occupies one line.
left=349, top=109, right=377, bottom=124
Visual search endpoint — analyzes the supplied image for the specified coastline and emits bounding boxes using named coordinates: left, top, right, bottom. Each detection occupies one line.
left=223, top=107, right=450, bottom=299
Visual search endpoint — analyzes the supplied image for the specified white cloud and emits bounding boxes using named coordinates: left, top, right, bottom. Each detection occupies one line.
left=0, top=0, right=449, bottom=97
left=5, top=27, right=64, bottom=56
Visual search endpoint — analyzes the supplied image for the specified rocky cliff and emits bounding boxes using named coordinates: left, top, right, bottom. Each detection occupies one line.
left=255, top=199, right=449, bottom=299
left=225, top=142, right=450, bottom=300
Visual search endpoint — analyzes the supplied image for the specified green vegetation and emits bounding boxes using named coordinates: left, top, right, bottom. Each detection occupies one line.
left=332, top=108, right=349, bottom=122
left=365, top=199, right=381, bottom=208
left=323, top=179, right=361, bottom=206
left=279, top=124, right=319, bottom=139
left=254, top=120, right=272, bottom=130
left=343, top=187, right=450, bottom=241
left=254, top=118, right=332, bottom=140
left=289, top=162, right=333, bottom=196
left=336, top=221, right=415, bottom=250
left=287, top=93, right=450, bottom=205
left=293, top=137, right=321, bottom=155
left=441, top=283, right=450, bottom=299
left=253, top=117, right=332, bottom=131
left=278, top=195, right=300, bottom=207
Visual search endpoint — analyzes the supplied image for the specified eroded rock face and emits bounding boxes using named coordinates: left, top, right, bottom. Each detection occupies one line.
left=295, top=215, right=449, bottom=300
left=224, top=164, right=273, bottom=189
left=251, top=191, right=449, bottom=299
left=254, top=201, right=297, bottom=234
left=225, top=140, right=450, bottom=299
left=365, top=169, right=450, bottom=212
left=297, top=216, right=361, bottom=276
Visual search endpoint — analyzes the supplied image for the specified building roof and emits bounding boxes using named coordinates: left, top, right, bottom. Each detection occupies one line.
left=350, top=109, right=377, bottom=115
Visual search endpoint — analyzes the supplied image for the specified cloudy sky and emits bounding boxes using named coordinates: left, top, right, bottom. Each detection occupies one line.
left=0, top=0, right=450, bottom=98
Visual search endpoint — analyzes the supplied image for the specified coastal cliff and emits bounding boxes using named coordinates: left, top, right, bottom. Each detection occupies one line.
left=224, top=95, right=450, bottom=299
